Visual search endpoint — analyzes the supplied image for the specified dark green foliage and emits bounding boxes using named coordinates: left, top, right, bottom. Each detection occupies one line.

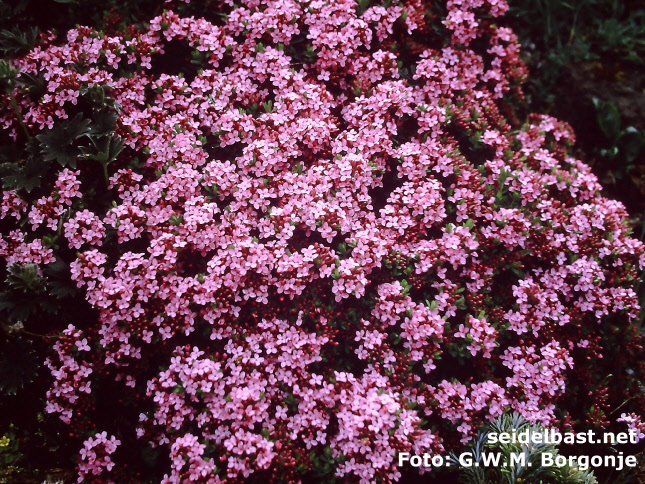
left=36, top=113, right=93, bottom=168
left=34, top=108, right=124, bottom=177
left=510, top=0, right=645, bottom=65
left=0, top=26, right=38, bottom=56
left=0, top=337, right=39, bottom=396
left=593, top=96, right=622, bottom=141
left=283, top=33, right=318, bottom=66
left=42, top=258, right=78, bottom=300
left=81, top=132, right=125, bottom=167
left=1, top=95, right=124, bottom=192
left=591, top=96, right=644, bottom=180
left=509, top=0, right=645, bottom=112
left=593, top=8, right=645, bottom=62
left=0, top=263, right=71, bottom=323
left=0, top=14, right=129, bottom=478
left=0, top=153, right=47, bottom=192
left=81, top=86, right=119, bottom=112
left=0, top=426, right=23, bottom=466
left=16, top=71, right=46, bottom=101
left=0, top=59, right=19, bottom=90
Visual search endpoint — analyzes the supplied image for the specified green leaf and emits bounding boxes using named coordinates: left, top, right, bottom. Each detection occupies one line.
left=0, top=59, right=18, bottom=84
left=0, top=27, right=38, bottom=56
left=6, top=263, right=46, bottom=293
left=36, top=113, right=93, bottom=168
left=510, top=266, right=526, bottom=279
left=81, top=133, right=124, bottom=165
left=43, top=258, right=78, bottom=299
left=617, top=126, right=643, bottom=163
left=168, top=214, right=183, bottom=226
left=1, top=157, right=49, bottom=192
left=88, top=108, right=119, bottom=134
left=0, top=261, right=69, bottom=321
left=16, top=71, right=46, bottom=100
left=592, top=97, right=621, bottom=140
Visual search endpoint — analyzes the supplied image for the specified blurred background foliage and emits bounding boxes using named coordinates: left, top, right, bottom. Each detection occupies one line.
left=508, top=0, right=645, bottom=214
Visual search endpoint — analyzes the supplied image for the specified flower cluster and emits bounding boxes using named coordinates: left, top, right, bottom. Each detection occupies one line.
left=618, top=413, right=645, bottom=442
left=44, top=325, right=93, bottom=425
left=1, top=0, right=644, bottom=482
left=78, top=431, right=120, bottom=483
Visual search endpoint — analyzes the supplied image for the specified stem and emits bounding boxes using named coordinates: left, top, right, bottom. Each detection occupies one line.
left=21, top=329, right=58, bottom=340
left=568, top=9, right=579, bottom=46
left=101, top=161, right=110, bottom=186
left=57, top=210, right=67, bottom=237
left=8, top=85, right=31, bottom=142
left=609, top=396, right=636, bottom=416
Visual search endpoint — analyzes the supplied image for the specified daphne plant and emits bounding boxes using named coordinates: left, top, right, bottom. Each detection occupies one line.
left=0, top=0, right=644, bottom=482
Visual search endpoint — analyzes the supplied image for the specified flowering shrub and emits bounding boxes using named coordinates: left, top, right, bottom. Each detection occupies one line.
left=0, top=0, right=644, bottom=482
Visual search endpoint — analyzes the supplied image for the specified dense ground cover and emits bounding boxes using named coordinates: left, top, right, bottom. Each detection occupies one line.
left=0, top=0, right=644, bottom=482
